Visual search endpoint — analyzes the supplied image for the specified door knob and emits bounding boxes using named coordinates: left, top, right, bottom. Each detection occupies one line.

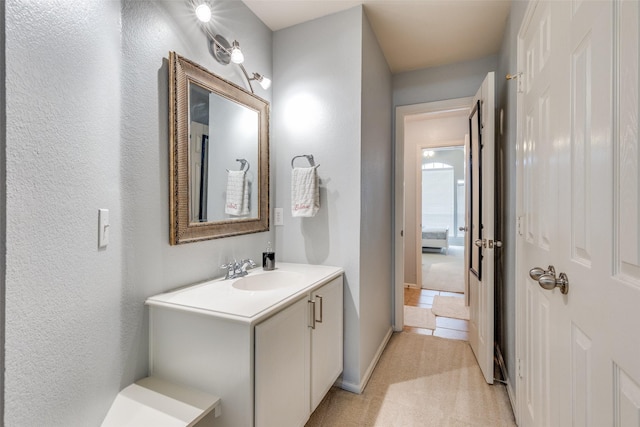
left=538, top=272, right=569, bottom=295
left=529, top=265, right=555, bottom=281
left=459, top=226, right=468, bottom=232
left=529, top=266, right=568, bottom=295
left=474, top=239, right=486, bottom=248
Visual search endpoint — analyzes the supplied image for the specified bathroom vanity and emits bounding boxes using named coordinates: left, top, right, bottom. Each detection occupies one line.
left=146, top=263, right=344, bottom=427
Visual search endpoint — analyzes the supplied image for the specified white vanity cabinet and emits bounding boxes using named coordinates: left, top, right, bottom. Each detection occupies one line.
left=255, top=276, right=343, bottom=427
left=309, top=277, right=343, bottom=410
left=146, top=263, right=343, bottom=427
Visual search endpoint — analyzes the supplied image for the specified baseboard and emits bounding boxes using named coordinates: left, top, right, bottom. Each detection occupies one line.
left=496, top=345, right=517, bottom=421
left=335, top=327, right=393, bottom=394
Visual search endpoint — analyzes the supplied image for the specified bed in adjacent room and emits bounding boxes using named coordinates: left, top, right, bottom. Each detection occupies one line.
left=421, top=227, right=449, bottom=254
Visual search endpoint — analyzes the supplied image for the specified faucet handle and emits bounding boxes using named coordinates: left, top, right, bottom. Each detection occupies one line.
left=243, top=259, right=257, bottom=268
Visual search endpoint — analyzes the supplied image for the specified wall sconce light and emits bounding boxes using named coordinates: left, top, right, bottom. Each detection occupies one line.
left=195, top=3, right=212, bottom=23
left=229, top=40, right=244, bottom=64
left=193, top=1, right=270, bottom=94
left=250, top=73, right=271, bottom=90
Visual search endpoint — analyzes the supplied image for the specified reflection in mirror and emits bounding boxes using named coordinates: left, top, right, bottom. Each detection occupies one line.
left=169, top=52, right=269, bottom=244
left=189, top=82, right=259, bottom=222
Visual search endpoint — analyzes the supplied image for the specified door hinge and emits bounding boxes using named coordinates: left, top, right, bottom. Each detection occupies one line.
left=518, top=358, right=524, bottom=379
left=517, top=216, right=523, bottom=237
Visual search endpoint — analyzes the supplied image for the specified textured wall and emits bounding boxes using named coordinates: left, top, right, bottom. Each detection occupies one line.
left=5, top=1, right=123, bottom=424
left=273, top=6, right=393, bottom=390
left=0, top=1, right=6, bottom=421
left=4, top=0, right=273, bottom=425
left=273, top=6, right=364, bottom=388
left=393, top=55, right=498, bottom=109
left=359, top=9, right=393, bottom=381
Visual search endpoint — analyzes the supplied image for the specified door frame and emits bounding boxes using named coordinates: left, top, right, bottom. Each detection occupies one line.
left=514, top=1, right=538, bottom=424
left=393, top=97, right=473, bottom=331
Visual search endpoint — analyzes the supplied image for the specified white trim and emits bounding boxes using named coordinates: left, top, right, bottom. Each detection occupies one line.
left=496, top=344, right=517, bottom=424
left=335, top=327, right=393, bottom=394
left=394, top=97, right=473, bottom=331
left=514, top=0, right=538, bottom=424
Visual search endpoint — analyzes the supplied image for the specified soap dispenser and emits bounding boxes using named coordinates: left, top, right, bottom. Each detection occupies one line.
left=263, top=241, right=275, bottom=271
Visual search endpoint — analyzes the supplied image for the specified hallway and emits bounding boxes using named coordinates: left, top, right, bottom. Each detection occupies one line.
left=305, top=332, right=515, bottom=426
left=306, top=281, right=513, bottom=426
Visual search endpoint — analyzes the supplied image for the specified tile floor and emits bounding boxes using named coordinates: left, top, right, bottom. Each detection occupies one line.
left=403, top=287, right=469, bottom=340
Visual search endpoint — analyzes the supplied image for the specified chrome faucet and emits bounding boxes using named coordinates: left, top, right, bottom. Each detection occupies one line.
left=221, top=259, right=257, bottom=279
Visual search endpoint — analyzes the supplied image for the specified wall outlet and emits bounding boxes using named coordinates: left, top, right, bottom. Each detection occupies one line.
left=274, top=208, right=283, bottom=226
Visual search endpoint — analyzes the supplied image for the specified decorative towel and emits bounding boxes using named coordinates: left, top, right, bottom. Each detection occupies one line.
left=225, top=170, right=249, bottom=216
left=291, top=166, right=320, bottom=217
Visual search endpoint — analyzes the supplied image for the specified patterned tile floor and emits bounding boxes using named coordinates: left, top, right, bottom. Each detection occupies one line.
left=403, top=287, right=469, bottom=340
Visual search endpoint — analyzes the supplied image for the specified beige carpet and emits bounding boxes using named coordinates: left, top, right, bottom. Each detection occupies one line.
left=403, top=306, right=436, bottom=330
left=422, top=246, right=464, bottom=293
left=432, top=295, right=470, bottom=320
left=306, top=333, right=515, bottom=426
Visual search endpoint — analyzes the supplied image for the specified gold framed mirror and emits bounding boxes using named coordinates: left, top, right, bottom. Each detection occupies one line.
left=169, top=52, right=269, bottom=244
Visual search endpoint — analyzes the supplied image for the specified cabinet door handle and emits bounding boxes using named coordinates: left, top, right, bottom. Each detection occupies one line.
left=315, top=295, right=323, bottom=323
left=308, top=300, right=316, bottom=329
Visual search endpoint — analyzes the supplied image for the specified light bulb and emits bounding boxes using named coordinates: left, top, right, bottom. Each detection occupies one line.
left=195, top=3, right=211, bottom=23
left=230, top=41, right=244, bottom=64
left=258, top=76, right=271, bottom=90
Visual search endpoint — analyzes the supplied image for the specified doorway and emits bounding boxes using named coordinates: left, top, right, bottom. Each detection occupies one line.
left=419, top=146, right=466, bottom=294
left=394, top=72, right=497, bottom=385
left=393, top=97, right=473, bottom=332
left=396, top=101, right=472, bottom=340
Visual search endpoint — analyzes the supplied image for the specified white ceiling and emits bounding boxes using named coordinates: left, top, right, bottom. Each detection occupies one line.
left=242, top=0, right=511, bottom=74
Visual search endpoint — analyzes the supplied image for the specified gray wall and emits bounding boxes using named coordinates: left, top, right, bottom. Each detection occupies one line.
left=5, top=1, right=123, bottom=424
left=273, top=6, right=393, bottom=390
left=0, top=1, right=5, bottom=422
left=4, top=0, right=273, bottom=425
left=496, top=0, right=528, bottom=395
left=359, top=9, right=393, bottom=382
left=394, top=55, right=498, bottom=108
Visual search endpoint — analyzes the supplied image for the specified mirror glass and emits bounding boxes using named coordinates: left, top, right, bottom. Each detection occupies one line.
left=170, top=52, right=269, bottom=244
left=189, top=82, right=259, bottom=222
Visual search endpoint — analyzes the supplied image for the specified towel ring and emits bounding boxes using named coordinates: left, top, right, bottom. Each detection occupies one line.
left=226, top=158, right=250, bottom=173
left=291, top=154, right=320, bottom=169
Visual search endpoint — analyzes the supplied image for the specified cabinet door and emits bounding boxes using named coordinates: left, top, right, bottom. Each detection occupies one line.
left=310, top=276, right=344, bottom=410
left=255, top=297, right=310, bottom=427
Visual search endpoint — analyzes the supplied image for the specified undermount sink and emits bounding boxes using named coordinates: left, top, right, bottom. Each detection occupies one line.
left=232, top=271, right=304, bottom=291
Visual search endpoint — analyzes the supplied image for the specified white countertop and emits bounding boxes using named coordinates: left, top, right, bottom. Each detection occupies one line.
left=145, top=263, right=343, bottom=323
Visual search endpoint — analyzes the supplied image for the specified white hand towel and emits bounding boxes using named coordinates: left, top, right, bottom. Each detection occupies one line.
left=291, top=166, right=320, bottom=217
left=225, top=170, right=249, bottom=216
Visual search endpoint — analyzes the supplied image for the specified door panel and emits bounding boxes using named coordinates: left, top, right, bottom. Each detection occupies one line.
left=468, top=72, right=495, bottom=385
left=517, top=0, right=640, bottom=426
left=516, top=2, right=560, bottom=425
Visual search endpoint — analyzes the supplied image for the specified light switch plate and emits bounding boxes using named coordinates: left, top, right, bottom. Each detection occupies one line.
left=99, top=209, right=110, bottom=248
left=274, top=208, right=283, bottom=226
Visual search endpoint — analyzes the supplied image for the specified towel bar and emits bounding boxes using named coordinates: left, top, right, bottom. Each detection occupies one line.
left=226, top=158, right=250, bottom=173
left=291, top=154, right=320, bottom=169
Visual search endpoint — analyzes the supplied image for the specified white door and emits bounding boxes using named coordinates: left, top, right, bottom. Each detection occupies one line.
left=516, top=1, right=640, bottom=425
left=468, top=72, right=496, bottom=385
